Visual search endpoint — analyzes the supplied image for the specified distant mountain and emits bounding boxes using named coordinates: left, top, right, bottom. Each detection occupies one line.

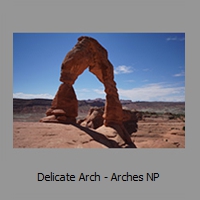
left=13, top=98, right=52, bottom=114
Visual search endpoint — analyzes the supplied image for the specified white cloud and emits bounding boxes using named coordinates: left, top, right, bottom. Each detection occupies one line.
left=92, top=82, right=184, bottom=102
left=13, top=92, right=54, bottom=99
left=173, top=71, right=185, bottom=77
left=93, top=89, right=104, bottom=95
left=166, top=37, right=177, bottom=41
left=114, top=65, right=133, bottom=74
left=75, top=88, right=90, bottom=92
left=166, top=37, right=185, bottom=41
left=76, top=88, right=105, bottom=100
left=118, top=83, right=185, bottom=102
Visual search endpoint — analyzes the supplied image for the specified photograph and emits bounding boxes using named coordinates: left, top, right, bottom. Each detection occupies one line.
left=13, top=33, right=185, bottom=148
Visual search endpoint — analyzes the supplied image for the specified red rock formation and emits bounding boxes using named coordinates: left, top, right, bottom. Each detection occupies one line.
left=79, top=107, right=138, bottom=135
left=40, top=36, right=136, bottom=147
left=79, top=107, right=104, bottom=129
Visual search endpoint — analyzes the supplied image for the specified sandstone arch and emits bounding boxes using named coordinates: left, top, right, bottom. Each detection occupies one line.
left=40, top=36, right=136, bottom=147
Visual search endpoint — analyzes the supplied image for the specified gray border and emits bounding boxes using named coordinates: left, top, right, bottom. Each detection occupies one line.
left=1, top=0, right=198, bottom=199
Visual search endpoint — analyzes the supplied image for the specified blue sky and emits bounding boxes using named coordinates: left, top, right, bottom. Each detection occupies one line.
left=13, top=33, right=185, bottom=102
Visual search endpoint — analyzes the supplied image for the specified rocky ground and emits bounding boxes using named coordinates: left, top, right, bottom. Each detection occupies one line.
left=13, top=122, right=115, bottom=148
left=132, top=120, right=185, bottom=148
left=13, top=119, right=185, bottom=148
left=13, top=99, right=185, bottom=148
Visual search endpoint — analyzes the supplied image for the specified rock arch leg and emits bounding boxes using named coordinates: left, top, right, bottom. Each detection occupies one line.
left=89, top=61, right=135, bottom=147
left=43, top=59, right=89, bottom=123
left=41, top=44, right=90, bottom=124
left=89, top=62, right=123, bottom=126
left=50, top=83, right=78, bottom=123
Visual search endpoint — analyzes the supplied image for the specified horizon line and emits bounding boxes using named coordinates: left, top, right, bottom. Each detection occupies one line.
left=13, top=97, right=185, bottom=103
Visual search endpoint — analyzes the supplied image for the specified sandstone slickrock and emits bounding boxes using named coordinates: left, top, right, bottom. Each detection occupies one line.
left=79, top=107, right=138, bottom=135
left=40, top=36, right=136, bottom=147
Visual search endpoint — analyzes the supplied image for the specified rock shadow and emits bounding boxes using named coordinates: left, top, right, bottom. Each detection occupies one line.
left=108, top=123, right=137, bottom=148
left=71, top=123, right=123, bottom=148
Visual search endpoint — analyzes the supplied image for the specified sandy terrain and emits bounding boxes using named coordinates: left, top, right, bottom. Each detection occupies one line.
left=133, top=120, right=185, bottom=148
left=13, top=119, right=185, bottom=148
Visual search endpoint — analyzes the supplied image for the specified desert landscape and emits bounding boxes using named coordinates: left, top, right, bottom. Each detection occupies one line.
left=13, top=36, right=185, bottom=149
left=13, top=98, right=185, bottom=148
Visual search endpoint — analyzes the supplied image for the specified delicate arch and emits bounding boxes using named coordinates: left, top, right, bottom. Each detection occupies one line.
left=40, top=36, right=135, bottom=146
